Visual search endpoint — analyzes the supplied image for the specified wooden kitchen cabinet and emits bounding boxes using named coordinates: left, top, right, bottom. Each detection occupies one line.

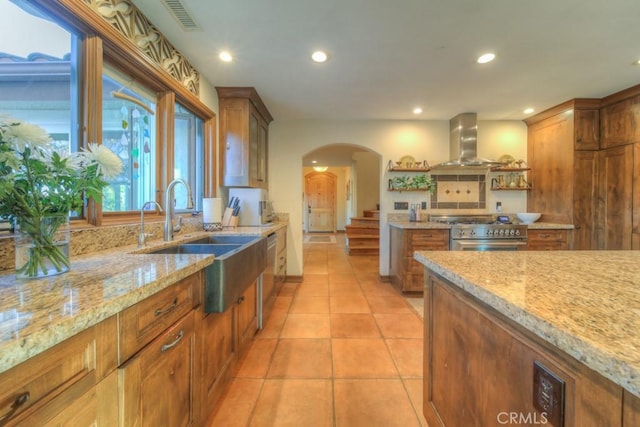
left=598, top=144, right=634, bottom=249
left=275, top=226, right=287, bottom=290
left=216, top=87, right=273, bottom=189
left=199, top=309, right=234, bottom=425
left=525, top=99, right=600, bottom=248
left=235, top=280, right=258, bottom=361
left=526, top=229, right=570, bottom=250
left=119, top=311, right=196, bottom=427
left=390, top=227, right=449, bottom=293
left=600, top=91, right=640, bottom=149
left=0, top=316, right=117, bottom=426
left=424, top=272, right=626, bottom=427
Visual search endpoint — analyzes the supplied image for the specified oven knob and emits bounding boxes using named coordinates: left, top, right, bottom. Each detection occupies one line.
left=498, top=229, right=505, bottom=236
left=509, top=229, right=515, bottom=236
left=515, top=230, right=520, bottom=236
left=470, top=230, right=476, bottom=236
left=458, top=230, right=465, bottom=237
left=487, top=230, right=493, bottom=236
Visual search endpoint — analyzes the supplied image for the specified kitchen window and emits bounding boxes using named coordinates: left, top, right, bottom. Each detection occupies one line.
left=101, top=65, right=158, bottom=213
left=174, top=103, right=204, bottom=211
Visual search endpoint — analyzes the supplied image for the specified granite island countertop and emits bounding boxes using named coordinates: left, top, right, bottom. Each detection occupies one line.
left=0, top=223, right=286, bottom=375
left=414, top=250, right=640, bottom=398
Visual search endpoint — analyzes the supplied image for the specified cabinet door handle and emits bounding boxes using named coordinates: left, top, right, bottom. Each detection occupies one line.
left=0, top=392, right=30, bottom=422
left=539, top=234, right=551, bottom=238
left=154, top=298, right=178, bottom=317
left=237, top=295, right=246, bottom=304
left=161, top=330, right=184, bottom=353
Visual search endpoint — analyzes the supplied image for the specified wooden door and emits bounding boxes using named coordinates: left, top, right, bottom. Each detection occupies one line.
left=305, top=172, right=336, bottom=232
left=598, top=144, right=633, bottom=249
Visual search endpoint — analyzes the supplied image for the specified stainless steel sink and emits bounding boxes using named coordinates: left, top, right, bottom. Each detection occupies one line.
left=149, top=243, right=242, bottom=256
left=148, top=235, right=267, bottom=313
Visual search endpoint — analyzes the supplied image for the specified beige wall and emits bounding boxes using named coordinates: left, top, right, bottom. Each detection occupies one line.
left=269, top=119, right=527, bottom=277
left=353, top=152, right=381, bottom=217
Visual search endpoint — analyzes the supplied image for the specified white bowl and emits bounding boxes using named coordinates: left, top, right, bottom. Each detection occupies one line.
left=516, top=213, right=541, bottom=224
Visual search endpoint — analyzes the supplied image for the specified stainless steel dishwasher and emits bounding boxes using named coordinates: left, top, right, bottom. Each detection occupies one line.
left=259, top=232, right=277, bottom=329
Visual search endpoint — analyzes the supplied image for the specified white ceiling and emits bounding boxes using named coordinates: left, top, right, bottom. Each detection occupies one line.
left=132, top=0, right=640, bottom=123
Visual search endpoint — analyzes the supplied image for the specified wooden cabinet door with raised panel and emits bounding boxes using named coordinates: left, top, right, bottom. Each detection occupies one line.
left=598, top=144, right=633, bottom=249
left=120, top=311, right=196, bottom=427
left=235, top=281, right=257, bottom=360
left=600, top=96, right=640, bottom=149
left=574, top=108, right=600, bottom=150
left=527, top=114, right=574, bottom=223
left=573, top=150, right=598, bottom=249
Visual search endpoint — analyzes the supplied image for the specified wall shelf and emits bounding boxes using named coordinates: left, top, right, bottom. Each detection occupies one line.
left=387, top=167, right=432, bottom=172
left=490, top=167, right=531, bottom=172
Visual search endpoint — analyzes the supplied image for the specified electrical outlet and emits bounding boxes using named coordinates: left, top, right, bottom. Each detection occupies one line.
left=533, top=361, right=565, bottom=426
left=394, top=202, right=408, bottom=210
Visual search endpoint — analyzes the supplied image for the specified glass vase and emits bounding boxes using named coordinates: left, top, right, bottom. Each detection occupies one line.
left=14, top=214, right=70, bottom=279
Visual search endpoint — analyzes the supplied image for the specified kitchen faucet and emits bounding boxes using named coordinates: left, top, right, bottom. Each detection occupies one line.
left=164, top=178, right=194, bottom=241
left=138, top=201, right=163, bottom=247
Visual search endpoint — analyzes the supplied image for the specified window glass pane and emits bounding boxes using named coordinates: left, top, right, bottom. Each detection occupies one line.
left=102, top=65, right=157, bottom=212
left=0, top=1, right=79, bottom=220
left=174, top=103, right=203, bottom=211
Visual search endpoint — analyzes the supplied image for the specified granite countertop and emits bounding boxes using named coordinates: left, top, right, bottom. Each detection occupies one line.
left=0, top=223, right=286, bottom=375
left=414, top=250, right=640, bottom=398
left=388, top=221, right=574, bottom=230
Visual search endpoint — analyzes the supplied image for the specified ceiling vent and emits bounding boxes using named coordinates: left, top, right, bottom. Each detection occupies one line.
left=161, top=0, right=201, bottom=31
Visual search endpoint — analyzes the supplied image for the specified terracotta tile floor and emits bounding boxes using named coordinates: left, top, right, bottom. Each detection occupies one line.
left=210, top=233, right=427, bottom=427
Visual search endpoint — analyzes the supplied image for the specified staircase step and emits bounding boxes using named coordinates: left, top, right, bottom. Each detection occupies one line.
left=348, top=246, right=379, bottom=255
left=346, top=234, right=379, bottom=240
left=345, top=228, right=380, bottom=237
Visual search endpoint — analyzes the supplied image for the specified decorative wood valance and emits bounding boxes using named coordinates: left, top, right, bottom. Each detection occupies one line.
left=82, top=0, right=200, bottom=96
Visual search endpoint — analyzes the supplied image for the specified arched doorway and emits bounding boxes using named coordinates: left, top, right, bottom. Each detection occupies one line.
left=305, top=171, right=337, bottom=232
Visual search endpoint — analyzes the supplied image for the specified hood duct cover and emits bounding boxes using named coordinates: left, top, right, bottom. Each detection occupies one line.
left=433, top=113, right=503, bottom=169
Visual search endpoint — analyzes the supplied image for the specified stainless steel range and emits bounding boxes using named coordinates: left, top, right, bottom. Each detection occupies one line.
left=430, top=214, right=528, bottom=251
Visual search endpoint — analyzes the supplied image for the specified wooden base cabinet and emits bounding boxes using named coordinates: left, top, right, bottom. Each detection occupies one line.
left=119, top=311, right=196, bottom=427
left=235, top=281, right=258, bottom=362
left=526, top=229, right=571, bottom=250
left=390, top=227, right=449, bottom=293
left=0, top=317, right=117, bottom=426
left=424, top=271, right=632, bottom=427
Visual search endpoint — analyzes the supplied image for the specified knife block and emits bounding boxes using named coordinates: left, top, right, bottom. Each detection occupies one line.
left=221, top=207, right=237, bottom=228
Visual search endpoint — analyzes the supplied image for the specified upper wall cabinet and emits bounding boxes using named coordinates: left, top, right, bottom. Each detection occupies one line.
left=600, top=88, right=640, bottom=149
left=216, top=87, right=273, bottom=189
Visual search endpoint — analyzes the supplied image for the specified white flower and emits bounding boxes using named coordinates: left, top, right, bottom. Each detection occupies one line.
left=0, top=117, right=51, bottom=152
left=84, top=142, right=123, bottom=179
left=34, top=147, right=84, bottom=171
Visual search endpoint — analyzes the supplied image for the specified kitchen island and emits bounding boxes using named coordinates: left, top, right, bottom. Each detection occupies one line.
left=415, top=250, right=640, bottom=426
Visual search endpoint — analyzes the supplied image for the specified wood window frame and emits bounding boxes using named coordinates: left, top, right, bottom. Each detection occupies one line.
left=28, top=0, right=216, bottom=227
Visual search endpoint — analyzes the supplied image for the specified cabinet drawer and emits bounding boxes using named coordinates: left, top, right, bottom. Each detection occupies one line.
left=410, top=230, right=449, bottom=246
left=527, top=230, right=569, bottom=250
left=119, top=273, right=199, bottom=363
left=528, top=230, right=568, bottom=243
left=0, top=318, right=116, bottom=426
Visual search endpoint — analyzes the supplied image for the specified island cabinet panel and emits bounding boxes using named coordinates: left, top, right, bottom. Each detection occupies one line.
left=423, top=272, right=625, bottom=427
left=390, top=227, right=449, bottom=293
left=526, top=229, right=570, bottom=250
left=624, top=390, right=640, bottom=427
left=0, top=316, right=117, bottom=426
left=119, top=310, right=196, bottom=427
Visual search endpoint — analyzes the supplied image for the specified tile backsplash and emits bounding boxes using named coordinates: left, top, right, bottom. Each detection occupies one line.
left=430, top=174, right=486, bottom=209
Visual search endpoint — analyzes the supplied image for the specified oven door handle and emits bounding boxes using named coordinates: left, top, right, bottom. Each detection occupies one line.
left=452, top=240, right=527, bottom=250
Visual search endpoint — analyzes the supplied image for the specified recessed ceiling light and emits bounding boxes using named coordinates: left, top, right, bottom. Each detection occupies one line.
left=311, top=50, right=328, bottom=63
left=523, top=108, right=535, bottom=114
left=634, top=59, right=640, bottom=66
left=313, top=166, right=328, bottom=172
left=477, top=53, right=496, bottom=64
left=413, top=107, right=423, bottom=115
left=219, top=51, right=233, bottom=62
left=311, top=160, right=318, bottom=164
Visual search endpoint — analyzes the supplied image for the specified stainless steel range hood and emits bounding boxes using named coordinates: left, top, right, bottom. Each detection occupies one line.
left=432, top=113, right=503, bottom=170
